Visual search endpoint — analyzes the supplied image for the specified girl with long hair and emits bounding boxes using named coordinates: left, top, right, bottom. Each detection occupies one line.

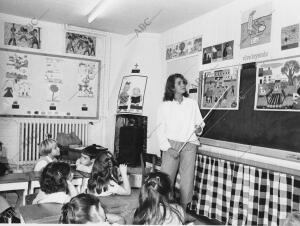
left=133, top=171, right=185, bottom=225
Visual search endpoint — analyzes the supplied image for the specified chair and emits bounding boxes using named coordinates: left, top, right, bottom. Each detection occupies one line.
left=140, top=153, right=161, bottom=184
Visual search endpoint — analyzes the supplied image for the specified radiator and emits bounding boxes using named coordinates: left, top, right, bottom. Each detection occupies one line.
left=19, top=120, right=88, bottom=164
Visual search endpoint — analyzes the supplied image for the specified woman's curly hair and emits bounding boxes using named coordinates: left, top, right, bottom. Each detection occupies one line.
left=163, top=73, right=189, bottom=101
left=40, top=162, right=71, bottom=194
left=87, top=151, right=119, bottom=195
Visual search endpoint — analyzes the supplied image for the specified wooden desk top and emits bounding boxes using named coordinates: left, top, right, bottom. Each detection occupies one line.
left=0, top=173, right=30, bottom=184
left=19, top=203, right=62, bottom=223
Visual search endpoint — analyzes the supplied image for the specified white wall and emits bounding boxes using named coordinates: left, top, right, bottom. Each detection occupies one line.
left=0, top=12, right=164, bottom=165
left=161, top=0, right=300, bottom=169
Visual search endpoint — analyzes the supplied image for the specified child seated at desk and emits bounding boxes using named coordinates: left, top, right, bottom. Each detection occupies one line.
left=133, top=171, right=185, bottom=225
left=59, top=193, right=124, bottom=224
left=76, top=145, right=98, bottom=173
left=87, top=150, right=131, bottom=196
left=34, top=139, right=60, bottom=172
left=33, top=162, right=77, bottom=204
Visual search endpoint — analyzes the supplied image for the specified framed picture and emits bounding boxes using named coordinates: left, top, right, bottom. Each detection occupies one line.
left=201, top=66, right=240, bottom=110
left=117, top=75, right=148, bottom=114
left=4, top=22, right=41, bottom=49
left=65, top=32, right=96, bottom=56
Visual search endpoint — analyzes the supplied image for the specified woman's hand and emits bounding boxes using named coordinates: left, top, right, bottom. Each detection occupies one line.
left=167, top=148, right=179, bottom=159
left=195, top=125, right=203, bottom=136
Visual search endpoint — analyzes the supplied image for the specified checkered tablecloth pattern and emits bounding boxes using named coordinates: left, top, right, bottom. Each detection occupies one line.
left=187, top=154, right=298, bottom=226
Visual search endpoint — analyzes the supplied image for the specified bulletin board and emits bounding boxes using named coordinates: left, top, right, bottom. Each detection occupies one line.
left=0, top=48, right=100, bottom=119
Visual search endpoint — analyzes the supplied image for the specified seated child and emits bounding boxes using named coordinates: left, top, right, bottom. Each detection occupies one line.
left=33, top=162, right=77, bottom=204
left=59, top=193, right=125, bottom=224
left=34, top=138, right=60, bottom=172
left=87, top=151, right=131, bottom=196
left=76, top=145, right=99, bottom=174
left=133, top=171, right=185, bottom=225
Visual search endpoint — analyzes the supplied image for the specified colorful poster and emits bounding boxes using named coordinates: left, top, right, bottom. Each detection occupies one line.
left=117, top=75, right=147, bottom=114
left=2, top=53, right=30, bottom=98
left=4, top=22, right=41, bottom=49
left=281, top=24, right=299, bottom=50
left=66, top=32, right=96, bottom=56
left=45, top=57, right=63, bottom=83
left=202, top=40, right=234, bottom=65
left=77, top=61, right=98, bottom=97
left=255, top=57, right=300, bottom=111
left=166, top=36, right=202, bottom=60
left=201, top=66, right=240, bottom=110
left=240, top=3, right=272, bottom=49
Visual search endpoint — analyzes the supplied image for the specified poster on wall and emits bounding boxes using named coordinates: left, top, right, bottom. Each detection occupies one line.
left=45, top=57, right=63, bottom=83
left=117, top=75, right=147, bottom=114
left=77, top=61, right=98, bottom=97
left=4, top=22, right=41, bottom=49
left=202, top=40, right=234, bottom=65
left=240, top=3, right=272, bottom=49
left=2, top=53, right=31, bottom=99
left=166, top=36, right=202, bottom=60
left=255, top=57, right=300, bottom=111
left=281, top=24, right=299, bottom=50
left=201, top=66, right=240, bottom=110
left=65, top=32, right=96, bottom=56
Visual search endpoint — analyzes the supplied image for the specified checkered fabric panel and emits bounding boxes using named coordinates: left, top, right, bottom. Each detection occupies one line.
left=188, top=154, right=299, bottom=226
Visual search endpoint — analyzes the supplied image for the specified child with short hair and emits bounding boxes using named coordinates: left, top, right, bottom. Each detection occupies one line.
left=76, top=145, right=99, bottom=174
left=59, top=193, right=124, bottom=224
left=34, top=139, right=60, bottom=172
left=33, top=162, right=77, bottom=204
left=133, top=171, right=185, bottom=225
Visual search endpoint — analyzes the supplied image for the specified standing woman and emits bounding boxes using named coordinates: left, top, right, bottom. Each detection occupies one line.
left=157, top=73, right=205, bottom=210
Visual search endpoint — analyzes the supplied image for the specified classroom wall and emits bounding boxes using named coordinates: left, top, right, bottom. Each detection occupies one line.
left=160, top=0, right=300, bottom=168
left=0, top=12, right=164, bottom=165
left=0, top=12, right=123, bottom=165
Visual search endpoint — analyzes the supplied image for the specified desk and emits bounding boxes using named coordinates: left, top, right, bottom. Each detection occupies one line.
left=19, top=203, right=62, bottom=223
left=0, top=173, right=29, bottom=205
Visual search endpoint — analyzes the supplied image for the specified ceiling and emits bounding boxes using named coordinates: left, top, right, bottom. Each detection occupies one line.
left=0, top=0, right=236, bottom=34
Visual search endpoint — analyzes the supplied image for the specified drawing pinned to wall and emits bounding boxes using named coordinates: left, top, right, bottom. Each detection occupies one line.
left=223, top=41, right=234, bottom=60
left=240, top=3, right=272, bottom=49
left=117, top=75, right=147, bottom=114
left=45, top=57, right=63, bottom=83
left=65, top=32, right=96, bottom=56
left=166, top=36, right=202, bottom=60
left=255, top=57, right=300, bottom=111
left=202, top=46, right=212, bottom=64
left=77, top=61, right=97, bottom=97
left=4, top=22, right=41, bottom=49
left=3, top=53, right=30, bottom=98
left=201, top=66, right=240, bottom=110
left=47, top=83, right=60, bottom=102
left=202, top=41, right=234, bottom=65
left=281, top=24, right=299, bottom=50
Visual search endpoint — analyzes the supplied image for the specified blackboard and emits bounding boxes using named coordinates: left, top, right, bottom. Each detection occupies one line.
left=200, top=63, right=300, bottom=153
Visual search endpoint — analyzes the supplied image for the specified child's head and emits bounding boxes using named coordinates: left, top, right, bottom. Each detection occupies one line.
left=88, top=151, right=119, bottom=194
left=59, top=193, right=106, bottom=224
left=39, top=139, right=60, bottom=157
left=134, top=171, right=184, bottom=225
left=40, top=162, right=72, bottom=194
left=283, top=212, right=300, bottom=226
left=79, top=145, right=100, bottom=166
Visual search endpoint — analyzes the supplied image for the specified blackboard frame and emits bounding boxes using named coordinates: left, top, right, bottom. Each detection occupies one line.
left=0, top=47, right=101, bottom=119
